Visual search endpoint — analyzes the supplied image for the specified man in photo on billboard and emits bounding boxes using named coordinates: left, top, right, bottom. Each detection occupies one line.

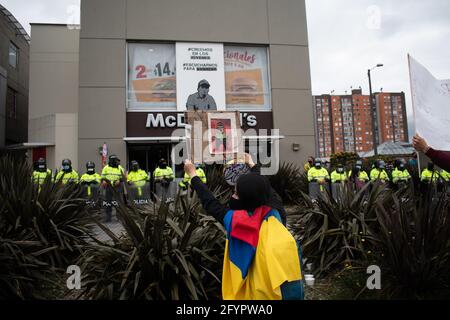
left=186, top=79, right=217, bottom=110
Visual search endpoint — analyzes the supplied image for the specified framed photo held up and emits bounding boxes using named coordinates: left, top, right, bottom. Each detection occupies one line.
left=185, top=111, right=243, bottom=164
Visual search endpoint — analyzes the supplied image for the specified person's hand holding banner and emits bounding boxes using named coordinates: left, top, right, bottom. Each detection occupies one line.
left=413, top=134, right=430, bottom=154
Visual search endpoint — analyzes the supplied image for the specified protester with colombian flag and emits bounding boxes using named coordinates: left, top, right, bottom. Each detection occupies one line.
left=183, top=159, right=304, bottom=300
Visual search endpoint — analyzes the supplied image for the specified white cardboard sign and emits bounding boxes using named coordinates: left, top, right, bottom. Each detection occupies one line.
left=409, top=55, right=450, bottom=151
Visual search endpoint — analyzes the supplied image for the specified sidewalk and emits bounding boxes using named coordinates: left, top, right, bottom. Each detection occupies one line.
left=89, top=211, right=126, bottom=243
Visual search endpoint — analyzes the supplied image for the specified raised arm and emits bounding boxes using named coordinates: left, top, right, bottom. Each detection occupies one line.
left=184, top=160, right=229, bottom=223
left=413, top=134, right=450, bottom=172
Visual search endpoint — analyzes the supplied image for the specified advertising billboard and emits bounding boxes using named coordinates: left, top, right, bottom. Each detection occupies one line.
left=128, top=43, right=177, bottom=110
left=176, top=42, right=226, bottom=111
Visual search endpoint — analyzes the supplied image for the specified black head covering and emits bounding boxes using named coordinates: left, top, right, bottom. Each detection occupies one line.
left=37, top=157, right=47, bottom=172
left=131, top=160, right=139, bottom=171
left=86, top=161, right=95, bottom=174
left=159, top=158, right=167, bottom=169
left=376, top=160, right=386, bottom=170
left=314, top=159, right=322, bottom=168
left=236, top=173, right=271, bottom=212
left=62, top=158, right=72, bottom=172
left=396, top=158, right=406, bottom=171
left=109, top=154, right=120, bottom=167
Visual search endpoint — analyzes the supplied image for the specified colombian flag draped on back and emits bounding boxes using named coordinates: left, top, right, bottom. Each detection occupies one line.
left=222, top=206, right=304, bottom=300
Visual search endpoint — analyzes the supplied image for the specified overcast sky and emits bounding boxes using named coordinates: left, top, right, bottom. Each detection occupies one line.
left=306, top=0, right=450, bottom=139
left=2, top=0, right=450, bottom=140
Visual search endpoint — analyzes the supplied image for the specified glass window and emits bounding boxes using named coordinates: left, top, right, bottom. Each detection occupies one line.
left=224, top=46, right=271, bottom=110
left=127, top=43, right=176, bottom=110
left=9, top=42, right=18, bottom=68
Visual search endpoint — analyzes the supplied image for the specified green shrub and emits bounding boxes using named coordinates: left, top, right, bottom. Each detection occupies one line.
left=79, top=192, right=225, bottom=300
left=289, top=182, right=386, bottom=277
left=0, top=155, right=94, bottom=298
left=372, top=188, right=450, bottom=299
left=269, top=162, right=308, bottom=205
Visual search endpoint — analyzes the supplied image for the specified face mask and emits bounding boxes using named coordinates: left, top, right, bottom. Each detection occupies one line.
left=228, top=197, right=241, bottom=210
left=63, top=165, right=70, bottom=171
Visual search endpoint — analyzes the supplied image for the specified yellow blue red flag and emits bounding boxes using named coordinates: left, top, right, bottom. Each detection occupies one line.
left=222, top=205, right=304, bottom=300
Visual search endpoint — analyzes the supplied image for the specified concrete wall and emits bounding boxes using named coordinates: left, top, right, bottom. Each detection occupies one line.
left=268, top=0, right=314, bottom=165
left=29, top=24, right=80, bottom=168
left=29, top=25, right=79, bottom=119
left=29, top=24, right=80, bottom=169
left=54, top=113, right=78, bottom=170
left=28, top=114, right=56, bottom=145
left=79, top=0, right=314, bottom=169
left=28, top=113, right=78, bottom=170
left=0, top=66, right=6, bottom=148
left=0, top=9, right=29, bottom=144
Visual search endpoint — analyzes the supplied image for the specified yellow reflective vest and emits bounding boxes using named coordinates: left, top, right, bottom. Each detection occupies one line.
left=304, top=162, right=311, bottom=172
left=55, top=170, right=79, bottom=184
left=179, top=168, right=207, bottom=188
left=153, top=167, right=174, bottom=181
left=80, top=172, right=101, bottom=197
left=391, top=168, right=411, bottom=184
left=330, top=170, right=348, bottom=183
left=307, top=167, right=330, bottom=183
left=101, top=165, right=125, bottom=183
left=441, top=170, right=450, bottom=182
left=127, top=169, right=149, bottom=187
left=420, top=169, right=439, bottom=183
left=32, top=169, right=53, bottom=185
left=348, top=170, right=369, bottom=183
left=370, top=168, right=389, bottom=182
left=80, top=172, right=101, bottom=184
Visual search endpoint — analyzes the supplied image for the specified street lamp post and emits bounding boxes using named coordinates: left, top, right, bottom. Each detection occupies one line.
left=368, top=64, right=383, bottom=156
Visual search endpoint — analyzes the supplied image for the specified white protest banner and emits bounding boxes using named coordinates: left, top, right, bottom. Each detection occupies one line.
left=409, top=55, right=450, bottom=150
left=176, top=43, right=226, bottom=111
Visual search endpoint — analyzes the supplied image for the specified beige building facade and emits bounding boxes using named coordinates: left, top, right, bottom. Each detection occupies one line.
left=28, top=24, right=79, bottom=170
left=28, top=0, right=315, bottom=175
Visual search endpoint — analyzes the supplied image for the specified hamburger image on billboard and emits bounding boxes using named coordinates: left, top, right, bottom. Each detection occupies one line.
left=231, top=77, right=258, bottom=96
left=151, top=77, right=176, bottom=99
left=226, top=69, right=265, bottom=105
left=132, top=76, right=176, bottom=102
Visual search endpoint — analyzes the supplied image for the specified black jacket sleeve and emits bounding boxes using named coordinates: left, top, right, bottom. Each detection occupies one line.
left=190, top=176, right=229, bottom=224
left=250, top=164, right=261, bottom=174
